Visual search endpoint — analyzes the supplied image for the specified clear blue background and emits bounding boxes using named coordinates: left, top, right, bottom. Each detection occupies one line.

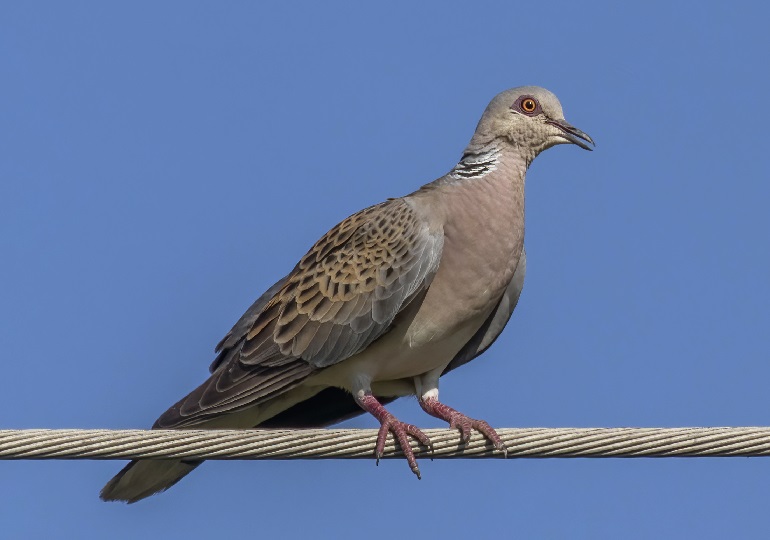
left=2, top=2, right=769, bottom=538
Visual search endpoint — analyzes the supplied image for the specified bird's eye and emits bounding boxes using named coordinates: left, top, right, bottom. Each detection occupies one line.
left=520, top=97, right=538, bottom=114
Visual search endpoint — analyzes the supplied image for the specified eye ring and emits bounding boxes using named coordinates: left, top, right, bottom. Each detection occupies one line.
left=520, top=97, right=538, bottom=114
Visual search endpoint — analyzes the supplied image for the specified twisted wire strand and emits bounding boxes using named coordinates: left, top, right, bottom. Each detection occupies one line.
left=2, top=428, right=770, bottom=460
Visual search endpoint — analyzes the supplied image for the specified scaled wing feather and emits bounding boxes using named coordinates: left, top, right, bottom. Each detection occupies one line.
left=155, top=198, right=443, bottom=428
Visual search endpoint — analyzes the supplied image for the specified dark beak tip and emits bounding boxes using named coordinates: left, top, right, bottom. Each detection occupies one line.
left=569, top=134, right=594, bottom=152
left=568, top=128, right=594, bottom=151
left=548, top=119, right=594, bottom=151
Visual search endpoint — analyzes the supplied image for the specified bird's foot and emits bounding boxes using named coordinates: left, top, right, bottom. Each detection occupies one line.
left=356, top=393, right=432, bottom=479
left=419, top=397, right=507, bottom=457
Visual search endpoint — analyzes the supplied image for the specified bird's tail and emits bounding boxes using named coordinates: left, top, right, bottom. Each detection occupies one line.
left=100, top=459, right=200, bottom=503
left=100, top=384, right=335, bottom=503
left=99, top=394, right=280, bottom=503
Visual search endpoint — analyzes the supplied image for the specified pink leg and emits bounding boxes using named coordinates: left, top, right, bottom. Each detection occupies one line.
left=355, top=393, right=432, bottom=479
left=419, top=397, right=507, bottom=457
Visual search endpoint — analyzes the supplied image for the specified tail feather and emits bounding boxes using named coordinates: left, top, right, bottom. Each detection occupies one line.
left=100, top=459, right=200, bottom=503
left=100, top=385, right=328, bottom=503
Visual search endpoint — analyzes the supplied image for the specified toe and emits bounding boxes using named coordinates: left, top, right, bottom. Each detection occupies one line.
left=374, top=423, right=392, bottom=463
left=470, top=419, right=506, bottom=455
left=404, top=423, right=433, bottom=449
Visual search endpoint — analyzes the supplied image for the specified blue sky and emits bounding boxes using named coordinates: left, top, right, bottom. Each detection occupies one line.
left=2, top=1, right=769, bottom=538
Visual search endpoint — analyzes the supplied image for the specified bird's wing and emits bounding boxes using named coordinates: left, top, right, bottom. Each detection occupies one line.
left=208, top=276, right=289, bottom=373
left=260, top=249, right=526, bottom=429
left=155, top=198, right=444, bottom=428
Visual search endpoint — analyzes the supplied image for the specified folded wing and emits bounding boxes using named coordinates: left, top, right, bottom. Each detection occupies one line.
left=155, top=198, right=444, bottom=428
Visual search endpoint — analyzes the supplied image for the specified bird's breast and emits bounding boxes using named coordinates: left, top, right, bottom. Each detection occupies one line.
left=314, top=167, right=526, bottom=389
left=406, top=172, right=525, bottom=350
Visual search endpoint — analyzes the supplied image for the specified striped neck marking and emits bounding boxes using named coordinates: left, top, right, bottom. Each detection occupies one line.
left=449, top=145, right=501, bottom=179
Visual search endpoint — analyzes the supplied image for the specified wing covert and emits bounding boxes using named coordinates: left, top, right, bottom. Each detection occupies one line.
left=156, top=198, right=443, bottom=427
left=241, top=198, right=443, bottom=368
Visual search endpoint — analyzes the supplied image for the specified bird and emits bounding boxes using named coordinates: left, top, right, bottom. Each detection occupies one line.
left=100, top=86, right=593, bottom=503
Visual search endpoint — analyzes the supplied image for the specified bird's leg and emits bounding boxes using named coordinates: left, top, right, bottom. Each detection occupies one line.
left=354, top=392, right=432, bottom=479
left=417, top=374, right=507, bottom=457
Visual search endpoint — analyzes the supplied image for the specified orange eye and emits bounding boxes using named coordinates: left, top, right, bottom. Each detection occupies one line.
left=520, top=98, right=537, bottom=113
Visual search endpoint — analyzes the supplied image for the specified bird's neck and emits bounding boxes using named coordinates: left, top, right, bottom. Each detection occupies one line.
left=412, top=137, right=527, bottom=234
left=449, top=141, right=505, bottom=180
left=444, top=138, right=528, bottom=186
left=412, top=137, right=528, bottom=206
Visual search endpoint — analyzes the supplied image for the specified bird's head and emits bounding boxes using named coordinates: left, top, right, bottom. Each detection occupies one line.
left=471, top=86, right=594, bottom=163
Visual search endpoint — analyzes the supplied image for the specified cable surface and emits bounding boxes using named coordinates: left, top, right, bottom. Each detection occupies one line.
left=2, top=427, right=770, bottom=460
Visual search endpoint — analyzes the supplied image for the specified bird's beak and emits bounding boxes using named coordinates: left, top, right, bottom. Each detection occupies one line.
left=547, top=119, right=595, bottom=151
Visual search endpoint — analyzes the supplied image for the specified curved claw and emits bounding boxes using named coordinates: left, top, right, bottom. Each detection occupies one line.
left=419, top=397, right=507, bottom=456
left=357, top=393, right=432, bottom=478
left=469, top=418, right=507, bottom=457
left=449, top=415, right=474, bottom=443
left=374, top=416, right=431, bottom=478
